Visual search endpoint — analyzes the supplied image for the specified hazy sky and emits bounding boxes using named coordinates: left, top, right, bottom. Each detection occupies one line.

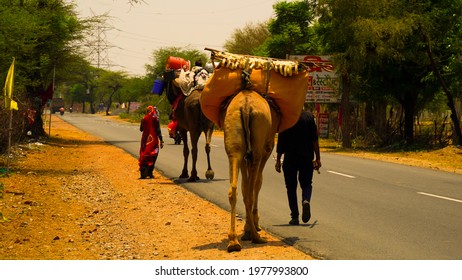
left=70, top=0, right=279, bottom=76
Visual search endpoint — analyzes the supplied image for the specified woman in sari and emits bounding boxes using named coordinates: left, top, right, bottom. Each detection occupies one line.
left=139, top=106, right=164, bottom=179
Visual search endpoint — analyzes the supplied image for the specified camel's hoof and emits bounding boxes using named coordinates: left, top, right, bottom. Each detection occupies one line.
left=241, top=231, right=252, bottom=241
left=227, top=242, right=242, bottom=252
left=187, top=176, right=199, bottom=182
left=253, top=236, right=267, bottom=244
left=179, top=172, right=189, bottom=179
left=205, top=170, right=214, bottom=180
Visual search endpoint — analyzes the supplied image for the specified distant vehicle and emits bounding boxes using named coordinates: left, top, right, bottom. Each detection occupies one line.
left=50, top=98, right=65, bottom=113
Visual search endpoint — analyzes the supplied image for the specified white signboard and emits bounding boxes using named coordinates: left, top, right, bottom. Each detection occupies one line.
left=290, top=55, right=340, bottom=103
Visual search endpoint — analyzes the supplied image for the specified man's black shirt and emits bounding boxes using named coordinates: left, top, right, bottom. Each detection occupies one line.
left=276, top=111, right=318, bottom=162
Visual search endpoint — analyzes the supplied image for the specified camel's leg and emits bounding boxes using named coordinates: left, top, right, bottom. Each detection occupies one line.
left=242, top=161, right=266, bottom=244
left=240, top=160, right=253, bottom=241
left=188, top=130, right=200, bottom=182
left=204, top=127, right=214, bottom=180
left=179, top=129, right=189, bottom=179
left=227, top=156, right=241, bottom=252
left=252, top=160, right=266, bottom=233
left=252, top=146, right=273, bottom=232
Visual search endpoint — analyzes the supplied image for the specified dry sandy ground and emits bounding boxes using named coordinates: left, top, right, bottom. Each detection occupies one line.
left=0, top=116, right=313, bottom=260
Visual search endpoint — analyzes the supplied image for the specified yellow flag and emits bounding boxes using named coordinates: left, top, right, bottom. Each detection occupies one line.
left=4, top=58, right=18, bottom=111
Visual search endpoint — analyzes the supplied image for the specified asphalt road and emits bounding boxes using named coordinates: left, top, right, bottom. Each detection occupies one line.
left=58, top=113, right=462, bottom=260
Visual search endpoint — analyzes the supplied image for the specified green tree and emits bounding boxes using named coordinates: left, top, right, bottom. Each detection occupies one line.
left=0, top=0, right=92, bottom=140
left=94, top=70, right=127, bottom=116
left=66, top=64, right=101, bottom=114
left=316, top=0, right=364, bottom=148
left=259, top=0, right=318, bottom=58
left=145, top=46, right=208, bottom=79
left=117, top=76, right=152, bottom=114
left=223, top=22, right=270, bottom=55
left=57, top=54, right=93, bottom=111
left=316, top=0, right=457, bottom=146
left=419, top=0, right=462, bottom=146
left=69, top=83, right=86, bottom=109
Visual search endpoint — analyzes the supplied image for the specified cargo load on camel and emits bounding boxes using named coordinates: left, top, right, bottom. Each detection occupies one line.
left=200, top=49, right=310, bottom=132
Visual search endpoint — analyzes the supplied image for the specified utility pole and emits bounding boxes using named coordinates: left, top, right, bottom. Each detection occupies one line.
left=83, top=10, right=114, bottom=69
left=81, top=11, right=114, bottom=114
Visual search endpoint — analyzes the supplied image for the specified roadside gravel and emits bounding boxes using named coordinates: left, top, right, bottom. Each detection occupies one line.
left=0, top=116, right=313, bottom=260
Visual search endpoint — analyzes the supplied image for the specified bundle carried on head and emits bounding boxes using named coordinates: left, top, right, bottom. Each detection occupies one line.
left=200, top=49, right=310, bottom=132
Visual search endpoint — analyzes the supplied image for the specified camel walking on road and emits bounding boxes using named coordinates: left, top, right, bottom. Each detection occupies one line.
left=166, top=78, right=215, bottom=182
left=220, top=90, right=280, bottom=252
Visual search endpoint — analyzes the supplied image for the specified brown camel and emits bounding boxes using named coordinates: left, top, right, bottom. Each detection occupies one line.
left=200, top=49, right=309, bottom=252
left=165, top=79, right=215, bottom=182
left=220, top=90, right=281, bottom=252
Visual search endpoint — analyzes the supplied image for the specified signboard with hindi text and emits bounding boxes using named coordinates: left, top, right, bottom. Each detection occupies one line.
left=290, top=55, right=340, bottom=103
left=317, top=112, right=330, bottom=138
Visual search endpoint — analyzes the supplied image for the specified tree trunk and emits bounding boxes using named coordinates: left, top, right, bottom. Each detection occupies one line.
left=403, top=96, right=415, bottom=145
left=425, top=35, right=462, bottom=146
left=341, top=73, right=352, bottom=148
left=376, top=102, right=387, bottom=136
left=33, top=106, right=46, bottom=137
left=365, top=101, right=387, bottom=136
left=126, top=101, right=131, bottom=114
left=27, top=87, right=46, bottom=138
left=105, top=98, right=112, bottom=116
left=105, top=88, right=119, bottom=116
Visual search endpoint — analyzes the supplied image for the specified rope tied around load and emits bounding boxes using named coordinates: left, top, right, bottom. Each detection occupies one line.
left=241, top=69, right=252, bottom=90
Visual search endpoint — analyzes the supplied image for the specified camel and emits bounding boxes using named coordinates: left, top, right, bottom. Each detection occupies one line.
left=220, top=90, right=281, bottom=252
left=165, top=77, right=215, bottom=182
left=200, top=49, right=310, bottom=252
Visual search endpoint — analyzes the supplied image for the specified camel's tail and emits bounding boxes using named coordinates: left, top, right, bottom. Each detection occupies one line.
left=241, top=98, right=253, bottom=163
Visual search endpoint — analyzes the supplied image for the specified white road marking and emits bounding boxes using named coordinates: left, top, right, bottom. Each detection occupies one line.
left=417, top=192, right=462, bottom=203
left=327, top=170, right=356, bottom=178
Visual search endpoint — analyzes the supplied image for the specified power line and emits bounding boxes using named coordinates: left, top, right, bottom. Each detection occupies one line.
left=82, top=10, right=115, bottom=69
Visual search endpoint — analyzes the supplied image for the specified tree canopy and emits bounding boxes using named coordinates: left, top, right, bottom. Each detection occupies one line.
left=223, top=22, right=270, bottom=55
left=1, top=0, right=92, bottom=151
left=259, top=0, right=318, bottom=58
left=316, top=0, right=462, bottom=146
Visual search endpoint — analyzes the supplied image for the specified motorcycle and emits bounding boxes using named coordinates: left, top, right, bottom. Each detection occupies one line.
left=59, top=107, right=65, bottom=116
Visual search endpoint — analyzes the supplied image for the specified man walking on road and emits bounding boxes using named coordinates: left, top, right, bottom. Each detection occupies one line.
left=275, top=110, right=321, bottom=225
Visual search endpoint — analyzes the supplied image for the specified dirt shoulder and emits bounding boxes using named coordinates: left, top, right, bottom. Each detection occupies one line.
left=327, top=143, right=462, bottom=174
left=0, top=116, right=313, bottom=260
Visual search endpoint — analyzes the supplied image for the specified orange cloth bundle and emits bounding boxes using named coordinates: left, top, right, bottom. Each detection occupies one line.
left=200, top=65, right=309, bottom=132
